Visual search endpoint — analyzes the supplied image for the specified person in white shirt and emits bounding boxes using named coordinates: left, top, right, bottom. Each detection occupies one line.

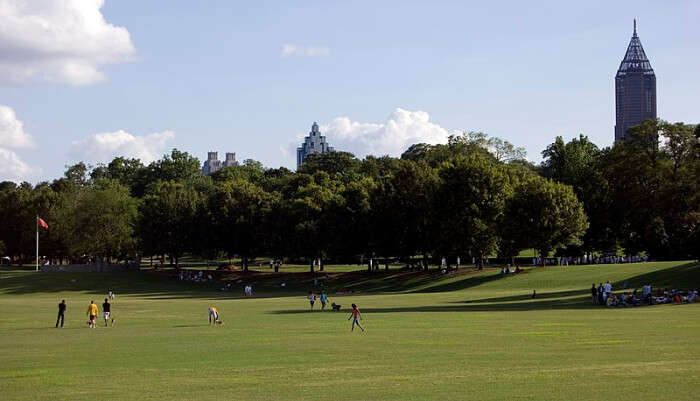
left=604, top=281, right=612, bottom=294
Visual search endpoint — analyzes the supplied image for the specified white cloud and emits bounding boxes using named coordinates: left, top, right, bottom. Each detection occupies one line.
left=0, top=105, right=35, bottom=148
left=282, top=44, right=329, bottom=57
left=0, top=0, right=135, bottom=85
left=0, top=147, right=37, bottom=182
left=0, top=105, right=36, bottom=182
left=321, top=108, right=451, bottom=158
left=70, top=130, right=175, bottom=164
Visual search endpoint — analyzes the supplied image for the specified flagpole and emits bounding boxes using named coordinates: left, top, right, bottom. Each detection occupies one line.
left=36, top=215, right=39, bottom=272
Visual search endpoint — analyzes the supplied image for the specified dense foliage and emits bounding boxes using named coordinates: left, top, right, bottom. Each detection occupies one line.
left=1, top=120, right=698, bottom=268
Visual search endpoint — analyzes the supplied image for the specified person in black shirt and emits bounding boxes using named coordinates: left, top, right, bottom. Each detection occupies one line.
left=56, top=300, right=66, bottom=328
left=102, top=298, right=114, bottom=326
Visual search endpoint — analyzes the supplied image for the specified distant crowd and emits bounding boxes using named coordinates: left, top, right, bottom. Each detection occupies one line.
left=178, top=270, right=214, bottom=282
left=536, top=254, right=649, bottom=266
left=592, top=281, right=698, bottom=307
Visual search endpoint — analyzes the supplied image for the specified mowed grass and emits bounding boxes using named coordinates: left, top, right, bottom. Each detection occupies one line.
left=1, top=261, right=699, bottom=400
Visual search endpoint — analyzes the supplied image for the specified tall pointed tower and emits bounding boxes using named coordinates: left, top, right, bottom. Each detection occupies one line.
left=615, top=20, right=657, bottom=142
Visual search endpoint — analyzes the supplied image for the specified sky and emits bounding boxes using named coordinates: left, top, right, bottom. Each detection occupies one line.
left=1, top=0, right=699, bottom=183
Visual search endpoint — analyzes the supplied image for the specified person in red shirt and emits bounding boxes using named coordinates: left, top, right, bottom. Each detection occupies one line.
left=347, top=303, right=365, bottom=332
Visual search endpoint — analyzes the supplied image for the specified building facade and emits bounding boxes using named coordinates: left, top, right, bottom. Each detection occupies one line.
left=615, top=20, right=657, bottom=142
left=296, top=122, right=334, bottom=169
left=202, top=151, right=237, bottom=175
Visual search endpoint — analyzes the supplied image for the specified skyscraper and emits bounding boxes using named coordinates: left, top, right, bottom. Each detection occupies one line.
left=202, top=151, right=237, bottom=175
left=297, top=122, right=334, bottom=169
left=615, top=20, right=657, bottom=142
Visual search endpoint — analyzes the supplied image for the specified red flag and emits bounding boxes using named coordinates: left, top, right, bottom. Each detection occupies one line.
left=37, top=217, right=49, bottom=230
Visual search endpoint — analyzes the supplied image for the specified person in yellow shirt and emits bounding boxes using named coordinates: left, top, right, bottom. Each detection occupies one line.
left=208, top=306, right=220, bottom=325
left=87, top=300, right=99, bottom=328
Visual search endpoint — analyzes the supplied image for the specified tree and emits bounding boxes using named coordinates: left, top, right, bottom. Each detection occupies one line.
left=374, top=160, right=438, bottom=270
left=282, top=172, right=343, bottom=272
left=90, top=157, right=146, bottom=196
left=55, top=180, right=138, bottom=261
left=138, top=181, right=203, bottom=268
left=0, top=182, right=40, bottom=261
left=661, top=122, right=697, bottom=176
left=505, top=178, right=588, bottom=265
left=146, top=149, right=201, bottom=184
left=435, top=154, right=509, bottom=269
left=487, top=137, right=526, bottom=163
left=298, top=151, right=360, bottom=177
left=541, top=135, right=612, bottom=253
left=209, top=179, right=275, bottom=271
left=333, top=177, right=374, bottom=266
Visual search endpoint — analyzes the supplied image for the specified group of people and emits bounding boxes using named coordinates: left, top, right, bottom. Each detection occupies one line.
left=499, top=265, right=522, bottom=275
left=644, top=286, right=698, bottom=305
left=307, top=290, right=329, bottom=310
left=178, top=270, right=213, bottom=282
left=244, top=285, right=253, bottom=296
left=55, top=291, right=115, bottom=328
left=591, top=281, right=699, bottom=307
left=532, top=255, right=649, bottom=267
left=205, top=300, right=364, bottom=332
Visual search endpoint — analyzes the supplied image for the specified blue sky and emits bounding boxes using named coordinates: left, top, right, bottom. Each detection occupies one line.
left=1, top=0, right=698, bottom=182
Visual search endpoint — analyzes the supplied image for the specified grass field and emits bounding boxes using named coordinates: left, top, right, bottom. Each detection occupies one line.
left=1, top=261, right=699, bottom=400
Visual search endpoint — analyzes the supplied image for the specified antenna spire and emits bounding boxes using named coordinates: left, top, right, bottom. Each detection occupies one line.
left=633, top=19, right=637, bottom=35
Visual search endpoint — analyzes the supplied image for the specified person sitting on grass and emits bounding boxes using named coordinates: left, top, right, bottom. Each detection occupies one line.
left=348, top=303, right=364, bottom=332
left=605, top=294, right=614, bottom=307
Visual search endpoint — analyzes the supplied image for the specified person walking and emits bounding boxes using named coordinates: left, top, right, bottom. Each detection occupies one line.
left=320, top=291, right=328, bottom=311
left=102, top=298, right=114, bottom=326
left=56, top=300, right=66, bottom=328
left=591, top=284, right=598, bottom=304
left=308, top=291, right=316, bottom=311
left=348, top=303, right=365, bottom=332
left=86, top=300, right=98, bottom=328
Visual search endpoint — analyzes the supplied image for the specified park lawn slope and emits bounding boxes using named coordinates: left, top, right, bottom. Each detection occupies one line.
left=0, top=261, right=699, bottom=400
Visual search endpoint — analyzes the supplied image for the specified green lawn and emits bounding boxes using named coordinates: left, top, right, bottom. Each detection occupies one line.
left=1, top=261, right=699, bottom=400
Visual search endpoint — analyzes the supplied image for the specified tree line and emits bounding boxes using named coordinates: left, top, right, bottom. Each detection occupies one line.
left=0, top=121, right=697, bottom=271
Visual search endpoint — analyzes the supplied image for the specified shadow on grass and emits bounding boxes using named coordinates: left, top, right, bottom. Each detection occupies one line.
left=341, top=269, right=506, bottom=294
left=0, top=267, right=505, bottom=299
left=271, top=263, right=700, bottom=314
left=451, top=288, right=590, bottom=304
left=270, top=294, right=593, bottom=314
left=2, top=262, right=698, bottom=307
left=612, top=262, right=700, bottom=290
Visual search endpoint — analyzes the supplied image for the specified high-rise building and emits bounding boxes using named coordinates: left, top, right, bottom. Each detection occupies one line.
left=202, top=151, right=237, bottom=175
left=296, top=122, right=334, bottom=169
left=615, top=20, right=657, bottom=142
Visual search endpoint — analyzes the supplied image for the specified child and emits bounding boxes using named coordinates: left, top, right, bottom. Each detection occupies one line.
left=348, top=303, right=364, bottom=332
left=308, top=292, right=316, bottom=310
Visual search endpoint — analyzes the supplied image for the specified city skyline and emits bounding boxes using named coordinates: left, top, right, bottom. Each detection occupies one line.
left=1, top=1, right=699, bottom=183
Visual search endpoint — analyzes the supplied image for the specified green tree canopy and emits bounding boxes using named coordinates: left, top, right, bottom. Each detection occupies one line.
left=505, top=177, right=588, bottom=264
left=138, top=181, right=203, bottom=268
